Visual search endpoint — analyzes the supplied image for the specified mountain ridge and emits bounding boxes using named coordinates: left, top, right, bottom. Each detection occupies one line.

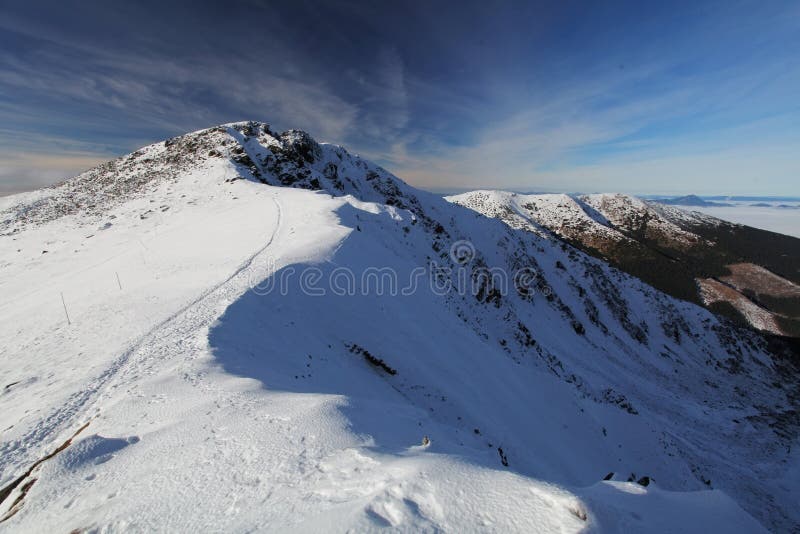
left=449, top=190, right=800, bottom=337
left=1, top=121, right=798, bottom=531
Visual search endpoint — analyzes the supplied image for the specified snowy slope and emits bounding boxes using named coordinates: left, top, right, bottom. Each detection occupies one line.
left=450, top=191, right=800, bottom=337
left=0, top=122, right=797, bottom=532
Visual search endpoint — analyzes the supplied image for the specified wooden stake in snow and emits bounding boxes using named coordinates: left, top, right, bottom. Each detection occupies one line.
left=116, top=271, right=122, bottom=290
left=60, top=292, right=71, bottom=325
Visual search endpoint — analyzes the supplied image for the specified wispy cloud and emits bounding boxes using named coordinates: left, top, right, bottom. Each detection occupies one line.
left=0, top=0, right=798, bottom=195
left=379, top=38, right=800, bottom=195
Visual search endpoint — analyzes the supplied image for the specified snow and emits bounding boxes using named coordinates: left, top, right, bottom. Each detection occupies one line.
left=721, top=263, right=800, bottom=299
left=448, top=191, right=710, bottom=253
left=580, top=193, right=710, bottom=249
left=696, top=278, right=782, bottom=334
left=580, top=482, right=767, bottom=533
left=0, top=122, right=796, bottom=532
left=449, top=191, right=798, bottom=336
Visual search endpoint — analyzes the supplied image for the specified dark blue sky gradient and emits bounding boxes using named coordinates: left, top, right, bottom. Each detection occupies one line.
left=0, top=0, right=798, bottom=194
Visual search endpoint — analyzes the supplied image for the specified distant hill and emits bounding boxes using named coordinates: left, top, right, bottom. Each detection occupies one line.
left=656, top=194, right=731, bottom=207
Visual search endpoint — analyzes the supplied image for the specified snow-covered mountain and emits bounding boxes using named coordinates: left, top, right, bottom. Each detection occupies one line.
left=449, top=190, right=800, bottom=337
left=1, top=122, right=797, bottom=532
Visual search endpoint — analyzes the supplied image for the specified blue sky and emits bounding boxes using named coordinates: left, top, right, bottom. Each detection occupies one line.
left=0, top=0, right=798, bottom=195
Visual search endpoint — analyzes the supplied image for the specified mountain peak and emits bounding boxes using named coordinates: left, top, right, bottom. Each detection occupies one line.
left=0, top=121, right=428, bottom=234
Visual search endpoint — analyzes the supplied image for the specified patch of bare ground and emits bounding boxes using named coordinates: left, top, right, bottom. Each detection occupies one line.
left=0, top=421, right=91, bottom=522
left=721, top=263, right=800, bottom=299
left=697, top=278, right=783, bottom=335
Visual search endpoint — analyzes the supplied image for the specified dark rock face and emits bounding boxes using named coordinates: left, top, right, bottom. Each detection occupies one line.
left=279, top=129, right=322, bottom=164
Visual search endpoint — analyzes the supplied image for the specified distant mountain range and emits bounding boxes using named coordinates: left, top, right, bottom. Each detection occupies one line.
left=645, top=194, right=800, bottom=208
left=654, top=194, right=732, bottom=207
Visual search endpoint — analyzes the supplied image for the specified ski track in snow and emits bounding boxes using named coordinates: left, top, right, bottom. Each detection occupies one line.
left=0, top=195, right=282, bottom=481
